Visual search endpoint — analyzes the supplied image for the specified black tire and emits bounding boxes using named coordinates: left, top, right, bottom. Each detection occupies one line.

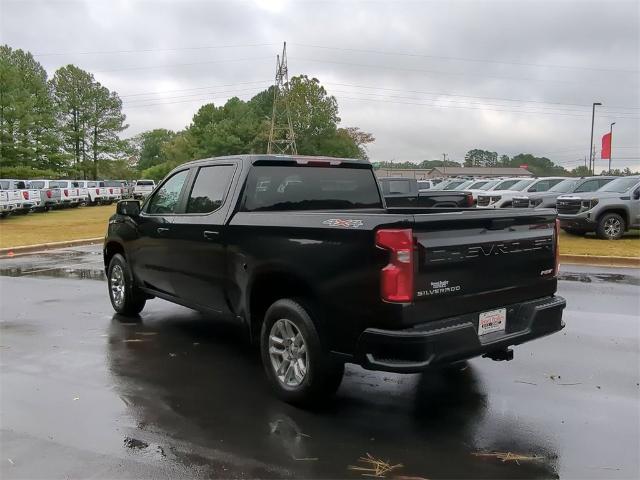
left=563, top=228, right=587, bottom=236
left=107, top=253, right=146, bottom=316
left=596, top=213, right=625, bottom=240
left=260, top=298, right=344, bottom=405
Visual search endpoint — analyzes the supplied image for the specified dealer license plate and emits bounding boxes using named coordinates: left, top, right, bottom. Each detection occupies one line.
left=478, top=308, right=506, bottom=336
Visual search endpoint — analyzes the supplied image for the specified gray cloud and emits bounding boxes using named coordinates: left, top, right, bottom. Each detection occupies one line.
left=1, top=0, right=638, bottom=171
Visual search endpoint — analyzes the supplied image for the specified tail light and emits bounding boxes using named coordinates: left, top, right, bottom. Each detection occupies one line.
left=465, top=193, right=474, bottom=207
left=109, top=188, right=113, bottom=194
left=64, top=189, right=68, bottom=196
left=22, top=191, right=29, bottom=200
left=554, top=219, right=560, bottom=276
left=46, top=190, right=52, bottom=198
left=95, top=188, right=100, bottom=194
left=375, top=228, right=414, bottom=303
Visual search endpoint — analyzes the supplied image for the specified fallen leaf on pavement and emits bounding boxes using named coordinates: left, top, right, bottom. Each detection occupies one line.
left=472, top=451, right=544, bottom=465
left=349, top=453, right=403, bottom=477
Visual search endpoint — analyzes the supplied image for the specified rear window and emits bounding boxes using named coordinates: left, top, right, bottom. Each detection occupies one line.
left=50, top=181, right=66, bottom=188
left=382, top=179, right=412, bottom=194
left=493, top=179, right=520, bottom=190
left=0, top=181, right=9, bottom=189
left=186, top=165, right=236, bottom=214
left=103, top=181, right=122, bottom=187
left=242, top=165, right=382, bottom=211
left=548, top=179, right=579, bottom=193
left=30, top=181, right=45, bottom=189
left=137, top=180, right=155, bottom=186
left=598, top=177, right=640, bottom=193
left=509, top=179, right=535, bottom=191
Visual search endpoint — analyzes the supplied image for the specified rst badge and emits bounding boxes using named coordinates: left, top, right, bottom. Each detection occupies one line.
left=322, top=218, right=364, bottom=228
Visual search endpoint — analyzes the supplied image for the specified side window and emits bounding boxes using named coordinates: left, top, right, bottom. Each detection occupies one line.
left=186, top=165, right=236, bottom=214
left=575, top=180, right=598, bottom=192
left=146, top=170, right=189, bottom=214
left=529, top=181, right=545, bottom=192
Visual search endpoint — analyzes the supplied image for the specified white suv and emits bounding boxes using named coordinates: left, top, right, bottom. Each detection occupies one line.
left=477, top=177, right=567, bottom=208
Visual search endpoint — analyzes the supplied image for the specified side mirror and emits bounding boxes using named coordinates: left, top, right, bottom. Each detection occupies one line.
left=117, top=200, right=140, bottom=217
left=633, top=189, right=640, bottom=200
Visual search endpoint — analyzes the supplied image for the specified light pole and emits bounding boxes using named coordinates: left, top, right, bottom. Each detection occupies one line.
left=589, top=102, right=602, bottom=175
left=609, top=122, right=616, bottom=173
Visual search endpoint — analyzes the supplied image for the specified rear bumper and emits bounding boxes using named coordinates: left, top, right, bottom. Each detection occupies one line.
left=354, top=295, right=566, bottom=373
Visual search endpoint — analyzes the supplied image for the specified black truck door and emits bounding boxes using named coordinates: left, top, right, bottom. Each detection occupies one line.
left=170, top=163, right=238, bottom=314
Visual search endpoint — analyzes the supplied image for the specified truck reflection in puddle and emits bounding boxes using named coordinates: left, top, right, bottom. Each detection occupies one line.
left=106, top=309, right=559, bottom=479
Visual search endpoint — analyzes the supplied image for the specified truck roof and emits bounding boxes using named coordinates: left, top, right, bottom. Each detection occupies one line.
left=184, top=154, right=369, bottom=168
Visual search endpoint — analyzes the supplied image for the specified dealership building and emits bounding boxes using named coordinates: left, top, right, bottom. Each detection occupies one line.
left=375, top=166, right=534, bottom=179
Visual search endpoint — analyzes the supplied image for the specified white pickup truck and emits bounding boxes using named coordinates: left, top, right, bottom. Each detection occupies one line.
left=0, top=190, right=16, bottom=217
left=29, top=180, right=63, bottom=209
left=99, top=181, right=124, bottom=203
left=0, top=179, right=42, bottom=213
left=74, top=180, right=107, bottom=205
left=53, top=180, right=85, bottom=207
left=477, top=177, right=567, bottom=208
left=132, top=180, right=155, bottom=199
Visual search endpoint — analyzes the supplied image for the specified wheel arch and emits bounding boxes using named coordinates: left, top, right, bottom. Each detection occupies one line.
left=597, top=207, right=629, bottom=229
left=103, top=240, right=126, bottom=269
left=248, top=269, right=316, bottom=345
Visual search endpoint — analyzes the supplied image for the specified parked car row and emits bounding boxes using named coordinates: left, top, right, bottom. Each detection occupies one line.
left=475, top=175, right=640, bottom=240
left=0, top=178, right=156, bottom=217
left=378, top=174, right=639, bottom=240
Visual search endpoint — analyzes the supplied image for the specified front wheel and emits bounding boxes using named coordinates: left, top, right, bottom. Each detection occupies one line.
left=596, top=213, right=625, bottom=240
left=107, top=253, right=146, bottom=316
left=260, top=299, right=344, bottom=405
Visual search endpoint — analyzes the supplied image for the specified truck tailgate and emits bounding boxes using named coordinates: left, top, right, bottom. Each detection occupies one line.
left=409, top=209, right=557, bottom=323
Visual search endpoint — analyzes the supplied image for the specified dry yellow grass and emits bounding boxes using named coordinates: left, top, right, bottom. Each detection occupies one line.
left=1, top=206, right=639, bottom=258
left=0, top=205, right=115, bottom=248
left=559, top=230, right=639, bottom=258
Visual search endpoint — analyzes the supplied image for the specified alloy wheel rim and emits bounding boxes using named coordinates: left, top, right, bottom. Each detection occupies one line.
left=604, top=218, right=621, bottom=237
left=110, top=264, right=125, bottom=307
left=268, top=319, right=308, bottom=387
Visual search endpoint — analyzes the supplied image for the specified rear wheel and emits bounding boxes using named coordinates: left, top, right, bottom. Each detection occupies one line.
left=596, top=213, right=625, bottom=240
left=107, top=253, right=146, bottom=316
left=260, top=298, right=344, bottom=405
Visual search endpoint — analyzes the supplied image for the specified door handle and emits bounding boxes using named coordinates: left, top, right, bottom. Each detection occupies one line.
left=203, top=230, right=220, bottom=240
left=157, top=227, right=170, bottom=235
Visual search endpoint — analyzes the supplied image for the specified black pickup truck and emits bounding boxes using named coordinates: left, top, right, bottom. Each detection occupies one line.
left=378, top=177, right=474, bottom=208
left=104, top=155, right=565, bottom=404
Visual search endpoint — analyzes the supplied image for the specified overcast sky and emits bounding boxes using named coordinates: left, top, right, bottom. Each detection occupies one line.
left=2, top=0, right=639, bottom=171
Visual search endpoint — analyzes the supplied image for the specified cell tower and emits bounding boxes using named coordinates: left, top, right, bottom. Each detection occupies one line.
left=267, top=42, right=297, bottom=155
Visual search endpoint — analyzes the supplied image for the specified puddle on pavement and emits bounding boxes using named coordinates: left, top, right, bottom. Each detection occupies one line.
left=558, top=272, right=639, bottom=286
left=0, top=266, right=106, bottom=281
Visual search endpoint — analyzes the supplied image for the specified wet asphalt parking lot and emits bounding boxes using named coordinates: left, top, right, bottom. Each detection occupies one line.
left=0, top=245, right=638, bottom=479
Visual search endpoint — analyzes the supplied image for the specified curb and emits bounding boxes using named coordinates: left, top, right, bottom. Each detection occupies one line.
left=0, top=237, right=103, bottom=258
left=0, top=240, right=638, bottom=268
left=559, top=254, right=640, bottom=268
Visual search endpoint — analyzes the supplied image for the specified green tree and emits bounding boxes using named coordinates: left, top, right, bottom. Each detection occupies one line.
left=464, top=149, right=498, bottom=167
left=0, top=45, right=63, bottom=171
left=87, top=83, right=128, bottom=179
left=52, top=66, right=127, bottom=179
left=190, top=97, right=261, bottom=158
left=570, top=165, right=591, bottom=176
left=508, top=153, right=567, bottom=176
left=51, top=65, right=95, bottom=172
left=132, top=128, right=176, bottom=171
